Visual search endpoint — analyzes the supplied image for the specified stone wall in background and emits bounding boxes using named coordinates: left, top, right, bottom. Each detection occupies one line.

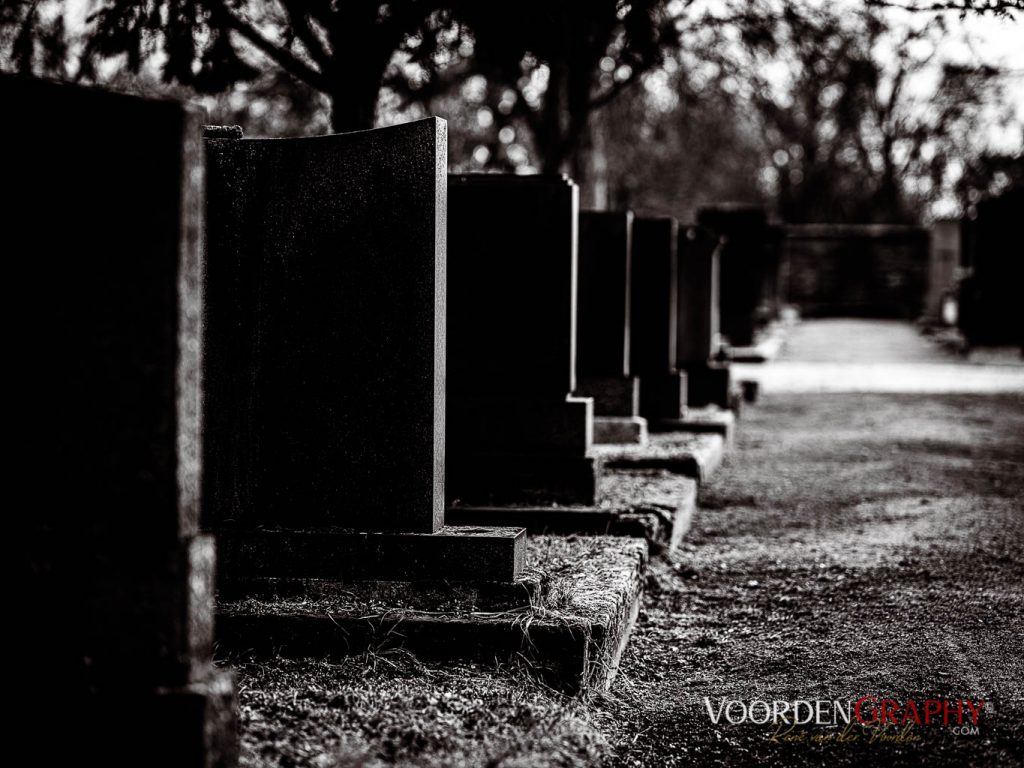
left=782, top=224, right=929, bottom=319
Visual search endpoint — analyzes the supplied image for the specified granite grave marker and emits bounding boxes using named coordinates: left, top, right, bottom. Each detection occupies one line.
left=575, top=210, right=647, bottom=443
left=8, top=75, right=238, bottom=766
left=631, top=216, right=689, bottom=422
left=203, top=119, right=524, bottom=581
left=446, top=174, right=600, bottom=504
left=677, top=224, right=733, bottom=408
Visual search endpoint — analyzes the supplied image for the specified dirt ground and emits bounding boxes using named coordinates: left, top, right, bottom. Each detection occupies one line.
left=236, top=321, right=1024, bottom=767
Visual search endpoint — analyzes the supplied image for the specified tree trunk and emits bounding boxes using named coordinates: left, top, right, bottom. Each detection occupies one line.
left=329, top=84, right=379, bottom=133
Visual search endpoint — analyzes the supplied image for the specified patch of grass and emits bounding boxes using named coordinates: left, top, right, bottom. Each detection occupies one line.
left=237, top=657, right=610, bottom=768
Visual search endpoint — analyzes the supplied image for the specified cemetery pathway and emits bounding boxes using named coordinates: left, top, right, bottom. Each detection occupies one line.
left=734, top=318, right=1024, bottom=393
left=598, top=320, right=1024, bottom=766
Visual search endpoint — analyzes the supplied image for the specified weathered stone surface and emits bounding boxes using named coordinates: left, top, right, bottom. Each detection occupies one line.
left=594, top=432, right=725, bottom=483
left=649, top=405, right=736, bottom=445
left=216, top=572, right=544, bottom=612
left=217, top=526, right=526, bottom=582
left=217, top=536, right=647, bottom=695
left=204, top=119, right=447, bottom=534
left=4, top=75, right=204, bottom=541
left=593, top=416, right=648, bottom=445
left=449, top=469, right=696, bottom=554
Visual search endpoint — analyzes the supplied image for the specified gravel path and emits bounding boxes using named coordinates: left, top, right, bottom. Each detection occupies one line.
left=597, top=321, right=1024, bottom=766
left=734, top=319, right=1024, bottom=393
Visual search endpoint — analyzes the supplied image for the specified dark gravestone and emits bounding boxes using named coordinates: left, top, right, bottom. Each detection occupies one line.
left=631, top=217, right=688, bottom=421
left=677, top=225, right=732, bottom=408
left=203, top=120, right=523, bottom=581
left=446, top=174, right=599, bottom=504
left=575, top=210, right=647, bottom=443
left=7, top=76, right=237, bottom=766
left=959, top=188, right=1023, bottom=347
left=697, top=204, right=768, bottom=347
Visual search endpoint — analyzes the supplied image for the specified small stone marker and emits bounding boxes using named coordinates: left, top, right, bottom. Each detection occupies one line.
left=7, top=75, right=237, bottom=766
left=203, top=119, right=524, bottom=581
left=446, top=175, right=600, bottom=504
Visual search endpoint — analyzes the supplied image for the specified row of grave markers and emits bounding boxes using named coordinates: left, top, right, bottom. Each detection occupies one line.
left=12, top=75, right=777, bottom=765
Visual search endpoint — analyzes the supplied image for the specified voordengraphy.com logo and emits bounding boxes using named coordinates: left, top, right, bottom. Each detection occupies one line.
left=704, top=697, right=986, bottom=727
left=703, top=697, right=988, bottom=743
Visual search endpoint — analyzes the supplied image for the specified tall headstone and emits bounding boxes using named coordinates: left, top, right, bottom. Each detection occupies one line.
left=631, top=217, right=688, bottom=421
left=697, top=204, right=769, bottom=347
left=677, top=225, right=733, bottom=408
left=447, top=175, right=600, bottom=504
left=575, top=210, right=647, bottom=443
left=203, top=119, right=524, bottom=581
left=8, top=76, right=237, bottom=766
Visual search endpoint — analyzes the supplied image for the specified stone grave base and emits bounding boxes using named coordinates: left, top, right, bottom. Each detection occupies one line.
left=593, top=415, right=648, bottom=445
left=575, top=374, right=640, bottom=416
left=740, top=378, right=760, bottom=403
left=216, top=526, right=525, bottom=583
left=448, top=467, right=695, bottom=555
left=23, top=670, right=238, bottom=768
left=593, top=432, right=726, bottom=484
left=447, top=453, right=601, bottom=506
left=637, top=372, right=688, bottom=422
left=723, top=320, right=789, bottom=363
left=648, top=405, right=736, bottom=445
left=215, top=536, right=646, bottom=695
left=683, top=362, right=734, bottom=410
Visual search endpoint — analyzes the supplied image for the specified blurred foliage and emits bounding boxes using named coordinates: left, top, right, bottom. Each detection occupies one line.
left=734, top=4, right=1021, bottom=222
left=2, top=0, right=1021, bottom=223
